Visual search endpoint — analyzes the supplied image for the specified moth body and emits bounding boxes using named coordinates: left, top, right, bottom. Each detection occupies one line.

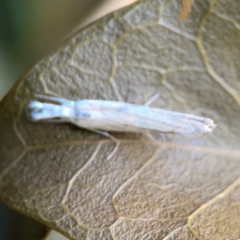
left=27, top=95, right=216, bottom=136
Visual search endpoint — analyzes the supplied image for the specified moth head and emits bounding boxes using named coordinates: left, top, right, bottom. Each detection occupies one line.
left=26, top=101, right=64, bottom=122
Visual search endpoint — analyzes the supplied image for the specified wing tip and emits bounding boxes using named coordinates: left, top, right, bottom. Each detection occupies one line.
left=203, top=118, right=216, bottom=133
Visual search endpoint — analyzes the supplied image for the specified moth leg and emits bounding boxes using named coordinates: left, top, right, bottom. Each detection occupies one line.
left=35, top=94, right=74, bottom=106
left=144, top=93, right=160, bottom=106
left=83, top=128, right=120, bottom=160
left=143, top=93, right=162, bottom=141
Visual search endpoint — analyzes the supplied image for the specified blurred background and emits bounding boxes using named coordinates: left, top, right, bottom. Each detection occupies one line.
left=0, top=0, right=135, bottom=239
left=0, top=0, right=136, bottom=98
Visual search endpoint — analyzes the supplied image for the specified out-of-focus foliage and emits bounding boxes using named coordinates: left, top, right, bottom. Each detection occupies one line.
left=0, top=0, right=135, bottom=98
left=180, top=0, right=195, bottom=21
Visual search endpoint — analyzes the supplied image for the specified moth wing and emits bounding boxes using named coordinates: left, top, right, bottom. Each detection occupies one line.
left=69, top=101, right=215, bottom=136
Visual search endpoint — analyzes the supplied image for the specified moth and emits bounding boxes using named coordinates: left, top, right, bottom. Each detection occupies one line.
left=27, top=94, right=216, bottom=159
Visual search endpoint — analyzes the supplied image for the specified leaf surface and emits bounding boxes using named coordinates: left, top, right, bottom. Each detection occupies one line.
left=1, top=0, right=240, bottom=239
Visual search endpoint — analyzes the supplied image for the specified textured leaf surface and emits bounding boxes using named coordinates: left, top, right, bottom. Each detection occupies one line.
left=1, top=0, right=240, bottom=239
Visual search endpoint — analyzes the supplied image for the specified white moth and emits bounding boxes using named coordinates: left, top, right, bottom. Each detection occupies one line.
left=27, top=94, right=216, bottom=159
